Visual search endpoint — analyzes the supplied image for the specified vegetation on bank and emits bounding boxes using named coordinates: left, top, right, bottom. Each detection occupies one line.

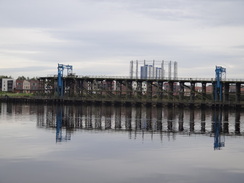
left=0, top=92, right=33, bottom=97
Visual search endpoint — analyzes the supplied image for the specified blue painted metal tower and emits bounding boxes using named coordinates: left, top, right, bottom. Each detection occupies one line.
left=215, top=66, right=226, bottom=102
left=57, top=63, right=73, bottom=97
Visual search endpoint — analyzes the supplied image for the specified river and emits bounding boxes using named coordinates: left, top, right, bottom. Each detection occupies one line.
left=0, top=103, right=244, bottom=183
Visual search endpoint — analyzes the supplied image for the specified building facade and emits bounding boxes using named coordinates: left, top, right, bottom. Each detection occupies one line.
left=0, top=78, right=15, bottom=92
left=15, top=79, right=40, bottom=93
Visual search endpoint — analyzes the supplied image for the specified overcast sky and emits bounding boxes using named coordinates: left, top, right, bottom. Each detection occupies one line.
left=0, top=0, right=244, bottom=79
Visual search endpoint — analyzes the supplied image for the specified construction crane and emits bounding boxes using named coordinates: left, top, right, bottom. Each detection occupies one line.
left=57, top=63, right=73, bottom=97
left=215, top=66, right=226, bottom=102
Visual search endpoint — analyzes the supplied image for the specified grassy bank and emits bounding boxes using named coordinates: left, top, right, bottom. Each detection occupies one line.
left=0, top=92, right=33, bottom=97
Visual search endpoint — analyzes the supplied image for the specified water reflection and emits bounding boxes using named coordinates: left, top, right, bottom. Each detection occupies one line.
left=1, top=103, right=244, bottom=149
left=56, top=106, right=71, bottom=142
left=35, top=104, right=244, bottom=149
left=213, top=109, right=225, bottom=150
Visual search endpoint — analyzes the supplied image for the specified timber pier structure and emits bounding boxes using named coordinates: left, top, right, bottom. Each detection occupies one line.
left=34, top=75, right=244, bottom=108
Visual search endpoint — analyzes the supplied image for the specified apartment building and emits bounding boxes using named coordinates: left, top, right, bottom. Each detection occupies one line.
left=0, top=78, right=15, bottom=92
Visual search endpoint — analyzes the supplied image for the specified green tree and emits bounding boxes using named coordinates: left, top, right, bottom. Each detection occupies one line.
left=0, top=75, right=11, bottom=79
left=17, top=76, right=27, bottom=80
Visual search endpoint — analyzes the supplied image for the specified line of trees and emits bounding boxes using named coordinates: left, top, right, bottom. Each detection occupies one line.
left=0, top=75, right=12, bottom=79
left=0, top=75, right=38, bottom=80
left=16, top=76, right=38, bottom=80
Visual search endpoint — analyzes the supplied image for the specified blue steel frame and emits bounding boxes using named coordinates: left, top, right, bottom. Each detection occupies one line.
left=57, top=63, right=73, bottom=97
left=215, top=66, right=226, bottom=102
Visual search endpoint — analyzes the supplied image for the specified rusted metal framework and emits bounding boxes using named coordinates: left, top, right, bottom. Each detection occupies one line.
left=38, top=75, right=244, bottom=107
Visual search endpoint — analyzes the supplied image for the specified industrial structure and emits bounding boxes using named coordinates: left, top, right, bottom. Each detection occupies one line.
left=32, top=64, right=244, bottom=108
left=130, top=60, right=178, bottom=79
left=214, top=66, right=226, bottom=102
left=1, top=63, right=244, bottom=108
left=57, top=63, right=73, bottom=97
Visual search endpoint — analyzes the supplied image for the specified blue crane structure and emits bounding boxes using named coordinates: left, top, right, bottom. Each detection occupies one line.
left=215, top=66, right=226, bottom=102
left=57, top=63, right=73, bottom=97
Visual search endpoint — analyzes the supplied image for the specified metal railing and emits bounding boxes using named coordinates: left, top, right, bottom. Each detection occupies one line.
left=42, top=74, right=244, bottom=82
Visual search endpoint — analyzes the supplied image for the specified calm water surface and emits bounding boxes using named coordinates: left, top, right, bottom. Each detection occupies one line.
left=0, top=103, right=244, bottom=183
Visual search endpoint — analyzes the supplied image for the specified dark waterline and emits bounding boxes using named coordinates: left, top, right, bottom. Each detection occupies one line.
left=0, top=103, right=244, bottom=183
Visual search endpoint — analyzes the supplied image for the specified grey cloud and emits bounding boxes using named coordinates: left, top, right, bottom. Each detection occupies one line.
left=232, top=45, right=244, bottom=49
left=0, top=0, right=244, bottom=78
left=0, top=66, right=55, bottom=78
left=80, top=0, right=244, bottom=26
left=1, top=0, right=244, bottom=29
left=0, top=66, right=53, bottom=73
left=0, top=0, right=98, bottom=28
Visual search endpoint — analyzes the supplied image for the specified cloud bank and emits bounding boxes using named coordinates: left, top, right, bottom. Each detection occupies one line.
left=0, top=0, right=244, bottom=78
